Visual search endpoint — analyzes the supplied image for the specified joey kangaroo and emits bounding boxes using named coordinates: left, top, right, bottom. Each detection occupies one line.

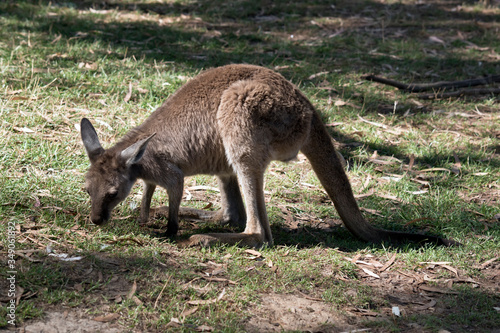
left=81, top=64, right=457, bottom=247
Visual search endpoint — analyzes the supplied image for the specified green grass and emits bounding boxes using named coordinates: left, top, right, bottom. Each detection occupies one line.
left=1, top=0, right=499, bottom=332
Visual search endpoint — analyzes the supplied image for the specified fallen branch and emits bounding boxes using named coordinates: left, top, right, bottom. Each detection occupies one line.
left=362, top=74, right=500, bottom=92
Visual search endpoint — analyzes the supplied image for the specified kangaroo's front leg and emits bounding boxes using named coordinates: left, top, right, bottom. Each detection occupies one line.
left=216, top=174, right=246, bottom=229
left=164, top=175, right=184, bottom=236
left=140, top=181, right=156, bottom=223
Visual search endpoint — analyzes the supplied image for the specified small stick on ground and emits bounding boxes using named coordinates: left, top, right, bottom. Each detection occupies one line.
left=154, top=275, right=172, bottom=309
left=362, top=74, right=500, bottom=92
left=418, top=87, right=500, bottom=100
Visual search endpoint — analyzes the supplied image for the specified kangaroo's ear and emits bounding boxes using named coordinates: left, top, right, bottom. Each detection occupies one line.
left=120, top=133, right=156, bottom=167
left=81, top=118, right=104, bottom=163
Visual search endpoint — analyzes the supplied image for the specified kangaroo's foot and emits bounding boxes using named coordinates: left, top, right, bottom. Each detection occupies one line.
left=179, top=233, right=267, bottom=248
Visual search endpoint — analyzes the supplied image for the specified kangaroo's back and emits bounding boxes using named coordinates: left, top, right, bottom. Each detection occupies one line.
left=118, top=64, right=302, bottom=175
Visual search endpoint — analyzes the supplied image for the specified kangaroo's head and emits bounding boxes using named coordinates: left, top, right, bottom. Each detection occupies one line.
left=80, top=118, right=155, bottom=225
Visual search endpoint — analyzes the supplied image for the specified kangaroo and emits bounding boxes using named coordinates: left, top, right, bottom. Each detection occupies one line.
left=81, top=64, right=457, bottom=247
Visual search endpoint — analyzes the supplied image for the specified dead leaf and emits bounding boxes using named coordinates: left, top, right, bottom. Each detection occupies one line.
left=166, top=317, right=182, bottom=328
left=358, top=115, right=387, bottom=129
left=47, top=52, right=68, bottom=60
left=418, top=285, right=459, bottom=294
left=335, top=99, right=347, bottom=106
left=95, top=119, right=112, bottom=131
left=354, top=192, right=374, bottom=199
left=127, top=280, right=137, bottom=299
left=369, top=159, right=398, bottom=166
left=361, top=267, right=380, bottom=279
left=414, top=299, right=436, bottom=310
left=13, top=126, right=35, bottom=133
left=452, top=277, right=480, bottom=285
left=411, top=178, right=430, bottom=186
left=244, top=249, right=262, bottom=258
left=376, top=193, right=404, bottom=203
left=420, top=261, right=452, bottom=265
left=325, top=122, right=343, bottom=127
left=94, top=313, right=120, bottom=322
left=350, top=254, right=361, bottom=263
left=480, top=256, right=499, bottom=269
left=186, top=185, right=220, bottom=192
left=308, top=71, right=329, bottom=80
left=41, top=206, right=77, bottom=215
left=181, top=306, right=198, bottom=318
left=202, top=202, right=213, bottom=210
left=124, top=82, right=132, bottom=102
left=131, top=295, right=143, bottom=306
left=360, top=207, right=385, bottom=217
left=406, top=190, right=428, bottom=195
left=50, top=34, right=62, bottom=44
left=107, top=236, right=143, bottom=246
left=428, top=36, right=446, bottom=45
left=379, top=253, right=397, bottom=272
left=195, top=325, right=214, bottom=332
left=348, top=307, right=380, bottom=317
left=440, top=264, right=459, bottom=277
left=7, top=89, right=24, bottom=95
left=155, top=275, right=172, bottom=309
left=78, top=62, right=98, bottom=70
left=408, top=154, right=415, bottom=171
left=416, top=168, right=451, bottom=174
left=187, top=288, right=225, bottom=305
left=10, top=96, right=30, bottom=101
left=15, top=286, right=24, bottom=306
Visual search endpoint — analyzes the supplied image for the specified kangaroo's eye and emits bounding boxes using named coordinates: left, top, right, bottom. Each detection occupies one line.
left=107, top=191, right=118, bottom=199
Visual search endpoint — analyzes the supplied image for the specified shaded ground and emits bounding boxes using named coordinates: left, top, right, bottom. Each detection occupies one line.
left=4, top=224, right=499, bottom=332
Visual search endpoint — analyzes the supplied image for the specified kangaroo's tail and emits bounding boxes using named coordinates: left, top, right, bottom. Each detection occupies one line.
left=300, top=111, right=459, bottom=247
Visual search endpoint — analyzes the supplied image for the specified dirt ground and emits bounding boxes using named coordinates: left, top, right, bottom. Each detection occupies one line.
left=4, top=248, right=498, bottom=333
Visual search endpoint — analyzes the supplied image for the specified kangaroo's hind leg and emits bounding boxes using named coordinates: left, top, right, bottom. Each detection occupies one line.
left=184, top=162, right=271, bottom=248
left=184, top=80, right=281, bottom=247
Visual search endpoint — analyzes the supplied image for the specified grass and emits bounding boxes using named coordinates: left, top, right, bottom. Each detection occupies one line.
left=1, top=0, right=499, bottom=332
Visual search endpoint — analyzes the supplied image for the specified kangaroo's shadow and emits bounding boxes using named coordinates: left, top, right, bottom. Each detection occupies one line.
left=143, top=205, right=454, bottom=253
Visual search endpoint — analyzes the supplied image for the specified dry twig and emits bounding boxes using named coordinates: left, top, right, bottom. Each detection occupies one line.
left=363, top=74, right=500, bottom=92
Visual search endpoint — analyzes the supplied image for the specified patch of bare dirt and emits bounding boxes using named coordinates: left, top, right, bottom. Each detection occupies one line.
left=244, top=293, right=356, bottom=333
left=18, top=311, right=123, bottom=333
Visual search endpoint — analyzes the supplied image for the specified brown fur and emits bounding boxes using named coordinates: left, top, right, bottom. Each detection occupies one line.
left=81, top=64, right=458, bottom=247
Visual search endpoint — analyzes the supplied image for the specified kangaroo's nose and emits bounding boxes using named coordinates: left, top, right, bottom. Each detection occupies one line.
left=90, top=212, right=109, bottom=225
left=91, top=216, right=104, bottom=225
